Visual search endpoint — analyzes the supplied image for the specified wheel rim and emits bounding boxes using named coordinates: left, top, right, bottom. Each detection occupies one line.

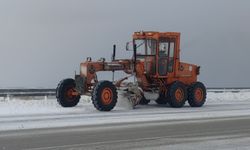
left=101, top=88, right=113, bottom=105
left=175, top=88, right=184, bottom=102
left=194, top=88, right=203, bottom=102
left=65, top=86, right=76, bottom=101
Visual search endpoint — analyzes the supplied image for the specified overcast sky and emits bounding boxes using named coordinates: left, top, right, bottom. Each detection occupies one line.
left=0, top=0, right=250, bottom=88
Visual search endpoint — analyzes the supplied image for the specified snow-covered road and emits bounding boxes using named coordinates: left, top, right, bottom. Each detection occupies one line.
left=0, top=90, right=250, bottom=131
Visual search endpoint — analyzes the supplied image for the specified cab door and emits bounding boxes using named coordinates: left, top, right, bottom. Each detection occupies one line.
left=158, top=38, right=175, bottom=76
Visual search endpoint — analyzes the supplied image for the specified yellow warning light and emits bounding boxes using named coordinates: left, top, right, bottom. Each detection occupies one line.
left=135, top=32, right=140, bottom=35
left=147, top=32, right=153, bottom=36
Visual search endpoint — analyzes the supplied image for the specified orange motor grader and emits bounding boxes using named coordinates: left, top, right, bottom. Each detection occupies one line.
left=56, top=31, right=206, bottom=111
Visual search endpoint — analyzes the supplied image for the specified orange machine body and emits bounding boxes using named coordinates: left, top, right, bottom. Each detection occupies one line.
left=79, top=31, right=200, bottom=94
left=56, top=31, right=206, bottom=111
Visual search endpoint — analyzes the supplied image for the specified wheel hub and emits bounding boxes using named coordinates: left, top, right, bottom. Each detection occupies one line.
left=194, top=88, right=203, bottom=102
left=65, top=87, right=78, bottom=101
left=175, top=88, right=184, bottom=102
left=101, top=88, right=113, bottom=105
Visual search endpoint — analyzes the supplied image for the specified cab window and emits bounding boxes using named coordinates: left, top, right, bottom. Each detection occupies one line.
left=159, top=42, right=168, bottom=57
left=134, top=39, right=156, bottom=55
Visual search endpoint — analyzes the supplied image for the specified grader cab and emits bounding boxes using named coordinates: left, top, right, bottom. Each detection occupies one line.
left=56, top=31, right=206, bottom=111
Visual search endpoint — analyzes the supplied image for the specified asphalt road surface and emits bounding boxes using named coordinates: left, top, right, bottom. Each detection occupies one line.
left=1, top=115, right=250, bottom=150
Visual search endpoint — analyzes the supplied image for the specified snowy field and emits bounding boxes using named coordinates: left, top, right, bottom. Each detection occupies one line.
left=0, top=90, right=250, bottom=131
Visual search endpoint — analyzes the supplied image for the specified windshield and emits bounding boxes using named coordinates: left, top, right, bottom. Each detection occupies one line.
left=134, top=39, right=156, bottom=55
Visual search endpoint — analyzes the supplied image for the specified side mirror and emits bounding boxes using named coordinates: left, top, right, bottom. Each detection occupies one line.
left=133, top=44, right=137, bottom=72
left=126, top=41, right=133, bottom=51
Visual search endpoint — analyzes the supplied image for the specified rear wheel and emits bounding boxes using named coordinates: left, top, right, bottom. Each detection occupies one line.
left=188, top=82, right=206, bottom=107
left=56, top=78, right=80, bottom=107
left=92, top=80, right=117, bottom=111
left=168, top=82, right=187, bottom=108
left=155, top=92, right=167, bottom=104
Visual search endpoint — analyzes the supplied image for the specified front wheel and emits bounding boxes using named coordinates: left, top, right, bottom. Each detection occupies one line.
left=56, top=78, right=80, bottom=107
left=92, top=81, right=118, bottom=111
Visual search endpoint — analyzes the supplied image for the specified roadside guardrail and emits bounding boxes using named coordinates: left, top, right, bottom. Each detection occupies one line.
left=0, top=89, right=56, bottom=97
left=0, top=88, right=250, bottom=98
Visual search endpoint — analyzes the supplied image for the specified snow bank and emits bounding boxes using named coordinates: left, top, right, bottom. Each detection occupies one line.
left=207, top=90, right=250, bottom=103
left=0, top=90, right=249, bottom=116
left=0, top=96, right=94, bottom=116
left=0, top=90, right=250, bottom=131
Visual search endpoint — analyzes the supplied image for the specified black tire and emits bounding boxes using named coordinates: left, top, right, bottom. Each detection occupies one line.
left=188, top=82, right=206, bottom=107
left=92, top=80, right=117, bottom=111
left=168, top=81, right=187, bottom=108
left=139, top=95, right=150, bottom=105
left=56, top=78, right=80, bottom=107
left=155, top=93, right=167, bottom=105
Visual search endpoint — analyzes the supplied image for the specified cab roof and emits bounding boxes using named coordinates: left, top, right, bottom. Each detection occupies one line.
left=133, top=31, right=180, bottom=39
